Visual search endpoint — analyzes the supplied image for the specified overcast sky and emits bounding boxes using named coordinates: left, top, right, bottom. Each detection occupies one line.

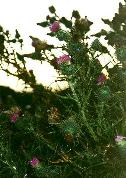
left=0, top=0, right=124, bottom=91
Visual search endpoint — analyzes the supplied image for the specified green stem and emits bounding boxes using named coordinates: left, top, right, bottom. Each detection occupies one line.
left=69, top=81, right=97, bottom=142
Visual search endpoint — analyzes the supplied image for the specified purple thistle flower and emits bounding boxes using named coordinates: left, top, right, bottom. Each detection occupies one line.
left=50, top=21, right=60, bottom=32
left=10, top=113, right=19, bottom=123
left=56, top=54, right=71, bottom=64
left=115, top=135, right=126, bottom=143
left=97, top=73, right=107, bottom=85
left=30, top=157, right=40, bottom=168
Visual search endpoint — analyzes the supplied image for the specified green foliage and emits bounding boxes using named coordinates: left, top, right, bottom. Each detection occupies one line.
left=59, top=17, right=72, bottom=29
left=75, top=18, right=93, bottom=34
left=60, top=117, right=80, bottom=137
left=35, top=164, right=61, bottom=177
left=91, top=38, right=109, bottom=53
left=101, top=18, right=112, bottom=26
left=98, top=86, right=111, bottom=101
left=72, top=10, right=81, bottom=19
left=15, top=29, right=20, bottom=39
left=37, top=21, right=49, bottom=27
left=49, top=17, right=57, bottom=23
left=55, top=30, right=71, bottom=42
left=92, top=29, right=108, bottom=38
left=49, top=6, right=56, bottom=14
left=16, top=52, right=25, bottom=62
left=47, top=32, right=55, bottom=37
left=116, top=46, right=126, bottom=62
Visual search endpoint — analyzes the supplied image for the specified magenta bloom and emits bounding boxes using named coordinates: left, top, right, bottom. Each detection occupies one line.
left=115, top=135, right=126, bottom=143
left=97, top=73, right=107, bottom=85
left=56, top=54, right=71, bottom=64
left=50, top=21, right=60, bottom=32
left=30, top=157, right=40, bottom=168
left=10, top=113, right=19, bottom=123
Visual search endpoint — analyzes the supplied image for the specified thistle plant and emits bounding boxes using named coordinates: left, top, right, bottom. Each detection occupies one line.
left=0, top=2, right=126, bottom=178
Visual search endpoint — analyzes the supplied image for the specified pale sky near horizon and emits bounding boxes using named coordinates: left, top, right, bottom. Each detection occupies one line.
left=0, top=0, right=124, bottom=91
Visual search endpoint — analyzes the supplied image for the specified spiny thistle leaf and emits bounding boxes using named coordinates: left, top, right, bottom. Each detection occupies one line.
left=115, top=46, right=126, bottom=61
left=92, top=29, right=108, bottom=37
left=49, top=6, right=56, bottom=14
left=91, top=38, right=109, bottom=53
left=15, top=29, right=20, bottom=39
left=72, top=10, right=81, bottom=19
left=37, top=21, right=49, bottom=27
left=101, top=18, right=112, bottom=26
left=60, top=17, right=72, bottom=29
left=16, top=52, right=25, bottom=62
left=49, top=17, right=57, bottom=23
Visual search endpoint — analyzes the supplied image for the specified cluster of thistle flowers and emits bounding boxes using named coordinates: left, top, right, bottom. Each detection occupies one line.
left=7, top=106, right=41, bottom=168
left=8, top=21, right=114, bottom=167
left=49, top=21, right=72, bottom=66
left=49, top=21, right=108, bottom=85
left=8, top=108, right=41, bottom=168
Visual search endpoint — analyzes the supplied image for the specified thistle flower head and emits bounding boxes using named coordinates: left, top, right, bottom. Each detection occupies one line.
left=56, top=54, right=71, bottom=64
left=115, top=135, right=126, bottom=143
left=10, top=113, right=19, bottom=123
left=97, top=73, right=107, bottom=85
left=50, top=21, right=60, bottom=32
left=30, top=157, right=40, bottom=168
